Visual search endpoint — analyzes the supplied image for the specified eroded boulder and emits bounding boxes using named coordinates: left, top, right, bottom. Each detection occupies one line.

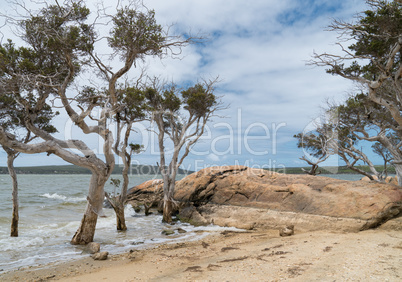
left=127, top=166, right=402, bottom=232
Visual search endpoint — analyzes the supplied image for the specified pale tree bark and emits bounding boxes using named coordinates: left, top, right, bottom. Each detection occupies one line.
left=393, top=161, right=402, bottom=186
left=4, top=146, right=19, bottom=237
left=107, top=122, right=131, bottom=231
left=310, top=1, right=402, bottom=184
left=0, top=0, right=197, bottom=243
left=335, top=136, right=385, bottom=181
left=72, top=172, right=109, bottom=244
left=299, top=155, right=329, bottom=176
left=0, top=126, right=114, bottom=244
left=351, top=131, right=402, bottom=185
left=114, top=125, right=132, bottom=231
left=149, top=79, right=221, bottom=223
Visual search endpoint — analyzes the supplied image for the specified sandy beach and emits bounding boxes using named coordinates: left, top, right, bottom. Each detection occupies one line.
left=1, top=227, right=401, bottom=281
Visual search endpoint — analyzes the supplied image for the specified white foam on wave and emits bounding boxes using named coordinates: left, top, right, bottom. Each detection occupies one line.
left=0, top=248, right=83, bottom=272
left=95, top=204, right=144, bottom=229
left=0, top=236, right=45, bottom=251
left=125, top=205, right=137, bottom=217
left=41, top=193, right=86, bottom=203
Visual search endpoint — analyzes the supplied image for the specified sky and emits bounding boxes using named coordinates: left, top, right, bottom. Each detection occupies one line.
left=0, top=0, right=375, bottom=172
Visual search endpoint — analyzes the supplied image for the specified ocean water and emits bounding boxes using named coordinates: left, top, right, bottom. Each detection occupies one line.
left=0, top=173, right=368, bottom=273
left=0, top=174, right=244, bottom=273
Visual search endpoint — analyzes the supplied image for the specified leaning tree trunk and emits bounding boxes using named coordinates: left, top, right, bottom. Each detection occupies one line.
left=7, top=150, right=19, bottom=237
left=71, top=172, right=108, bottom=245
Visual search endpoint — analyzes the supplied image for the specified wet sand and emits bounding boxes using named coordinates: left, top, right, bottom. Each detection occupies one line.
left=1, top=227, right=401, bottom=281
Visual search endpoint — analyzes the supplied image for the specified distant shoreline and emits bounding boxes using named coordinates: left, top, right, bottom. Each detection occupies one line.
left=0, top=164, right=393, bottom=175
left=269, top=165, right=396, bottom=175
left=0, top=164, right=193, bottom=175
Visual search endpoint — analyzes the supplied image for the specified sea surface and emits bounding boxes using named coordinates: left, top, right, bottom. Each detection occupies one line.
left=0, top=173, right=366, bottom=273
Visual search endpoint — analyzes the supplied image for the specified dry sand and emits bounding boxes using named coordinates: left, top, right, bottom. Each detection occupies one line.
left=1, top=228, right=401, bottom=281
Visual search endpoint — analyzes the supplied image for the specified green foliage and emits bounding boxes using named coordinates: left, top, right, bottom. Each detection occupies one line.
left=23, top=3, right=92, bottom=53
left=20, top=1, right=94, bottom=85
left=337, top=91, right=397, bottom=132
left=108, top=8, right=164, bottom=59
left=294, top=132, right=327, bottom=158
left=327, top=1, right=402, bottom=79
left=182, top=84, right=217, bottom=118
left=0, top=40, right=58, bottom=135
left=110, top=178, right=121, bottom=188
left=144, top=82, right=218, bottom=140
left=129, top=143, right=144, bottom=154
left=144, top=87, right=162, bottom=109
left=76, top=86, right=105, bottom=107
left=117, top=87, right=147, bottom=122
left=162, top=87, right=181, bottom=113
left=351, top=1, right=401, bottom=58
left=145, top=83, right=217, bottom=117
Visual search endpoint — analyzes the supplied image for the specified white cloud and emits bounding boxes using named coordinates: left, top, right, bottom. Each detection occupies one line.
left=0, top=0, right=374, bottom=170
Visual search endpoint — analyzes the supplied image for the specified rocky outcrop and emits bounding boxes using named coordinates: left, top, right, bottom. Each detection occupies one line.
left=127, top=166, right=402, bottom=232
left=126, top=179, right=163, bottom=210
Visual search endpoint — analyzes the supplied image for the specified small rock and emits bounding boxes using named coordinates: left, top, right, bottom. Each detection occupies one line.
left=91, top=251, right=109, bottom=260
left=87, top=242, right=101, bottom=254
left=279, top=225, right=294, bottom=237
left=161, top=229, right=175, bottom=236
left=176, top=228, right=187, bottom=234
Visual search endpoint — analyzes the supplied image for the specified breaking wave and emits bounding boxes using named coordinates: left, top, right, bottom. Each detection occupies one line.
left=41, top=193, right=86, bottom=203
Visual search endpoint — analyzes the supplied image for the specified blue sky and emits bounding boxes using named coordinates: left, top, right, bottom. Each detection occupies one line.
left=0, top=0, right=377, bottom=172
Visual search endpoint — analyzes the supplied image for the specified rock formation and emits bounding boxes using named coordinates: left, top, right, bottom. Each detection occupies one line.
left=127, top=166, right=402, bottom=232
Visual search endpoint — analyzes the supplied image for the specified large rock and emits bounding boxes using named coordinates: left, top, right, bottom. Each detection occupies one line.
left=127, top=179, right=163, bottom=204
left=128, top=166, right=402, bottom=232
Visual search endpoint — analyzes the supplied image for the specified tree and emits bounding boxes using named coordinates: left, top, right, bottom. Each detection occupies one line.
left=145, top=79, right=222, bottom=223
left=311, top=0, right=402, bottom=184
left=297, top=93, right=398, bottom=181
left=0, top=0, right=193, bottom=244
left=334, top=92, right=401, bottom=181
left=372, top=141, right=394, bottom=178
left=0, top=40, right=58, bottom=237
left=294, top=120, right=337, bottom=175
left=105, top=86, right=146, bottom=231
